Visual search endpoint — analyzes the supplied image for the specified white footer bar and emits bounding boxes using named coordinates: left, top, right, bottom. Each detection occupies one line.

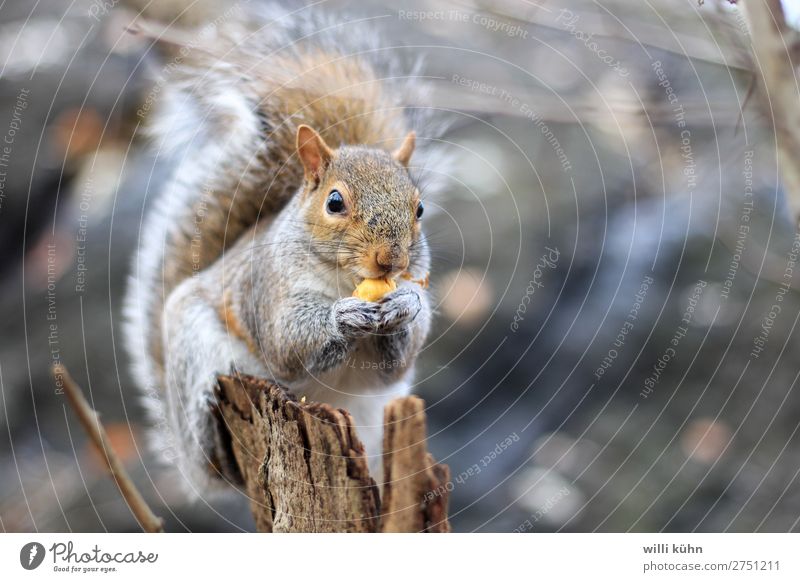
left=1, top=533, right=796, bottom=580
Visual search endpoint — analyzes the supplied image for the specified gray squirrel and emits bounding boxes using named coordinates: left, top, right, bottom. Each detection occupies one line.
left=123, top=5, right=448, bottom=496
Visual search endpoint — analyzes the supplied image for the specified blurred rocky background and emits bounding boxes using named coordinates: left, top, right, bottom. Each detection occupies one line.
left=2, top=0, right=800, bottom=532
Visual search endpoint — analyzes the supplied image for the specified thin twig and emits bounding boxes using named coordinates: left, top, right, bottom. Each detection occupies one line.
left=52, top=364, right=164, bottom=533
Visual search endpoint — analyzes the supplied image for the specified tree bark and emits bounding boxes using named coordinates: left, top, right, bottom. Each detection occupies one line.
left=381, top=396, right=450, bottom=533
left=215, top=374, right=450, bottom=533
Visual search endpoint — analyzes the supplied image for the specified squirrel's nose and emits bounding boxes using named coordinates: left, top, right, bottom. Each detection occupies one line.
left=375, top=246, right=409, bottom=276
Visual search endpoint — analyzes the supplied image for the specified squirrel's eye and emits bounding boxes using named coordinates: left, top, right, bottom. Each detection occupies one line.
left=326, top=190, right=346, bottom=214
left=416, top=201, right=424, bottom=220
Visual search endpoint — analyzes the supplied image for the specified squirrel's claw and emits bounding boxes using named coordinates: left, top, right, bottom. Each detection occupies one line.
left=333, top=297, right=380, bottom=335
left=377, top=287, right=422, bottom=330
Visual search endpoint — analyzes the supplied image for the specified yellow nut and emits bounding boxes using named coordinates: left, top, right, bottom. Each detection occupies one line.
left=353, top=277, right=397, bottom=302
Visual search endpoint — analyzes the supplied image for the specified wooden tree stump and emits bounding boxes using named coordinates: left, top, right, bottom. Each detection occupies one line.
left=215, top=374, right=450, bottom=532
left=381, top=397, right=450, bottom=533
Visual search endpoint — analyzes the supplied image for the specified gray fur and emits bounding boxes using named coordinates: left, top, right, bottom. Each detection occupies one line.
left=124, top=3, right=444, bottom=496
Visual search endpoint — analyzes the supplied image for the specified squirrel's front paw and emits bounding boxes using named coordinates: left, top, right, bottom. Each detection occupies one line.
left=333, top=297, right=380, bottom=335
left=378, top=287, right=422, bottom=330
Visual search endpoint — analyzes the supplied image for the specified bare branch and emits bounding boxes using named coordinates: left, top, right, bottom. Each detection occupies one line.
left=745, top=0, right=800, bottom=219
left=52, top=364, right=164, bottom=533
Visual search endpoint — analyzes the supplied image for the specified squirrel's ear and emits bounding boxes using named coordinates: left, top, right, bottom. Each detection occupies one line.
left=392, top=131, right=416, bottom=167
left=297, top=125, right=333, bottom=183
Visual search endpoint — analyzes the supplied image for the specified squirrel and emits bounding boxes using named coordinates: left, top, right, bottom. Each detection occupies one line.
left=123, top=5, right=448, bottom=496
